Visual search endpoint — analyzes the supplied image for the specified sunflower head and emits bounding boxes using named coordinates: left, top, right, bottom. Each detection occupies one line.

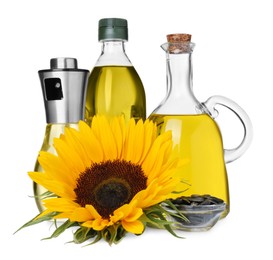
left=74, top=159, right=148, bottom=219
left=26, top=116, right=187, bottom=245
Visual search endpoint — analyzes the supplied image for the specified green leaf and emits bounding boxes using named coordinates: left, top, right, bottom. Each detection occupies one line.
left=115, top=225, right=126, bottom=243
left=142, top=203, right=185, bottom=239
left=14, top=211, right=59, bottom=234
left=82, top=232, right=102, bottom=247
left=73, top=226, right=98, bottom=244
left=42, top=220, right=77, bottom=240
left=29, top=190, right=56, bottom=200
left=101, top=224, right=126, bottom=245
left=163, top=200, right=189, bottom=222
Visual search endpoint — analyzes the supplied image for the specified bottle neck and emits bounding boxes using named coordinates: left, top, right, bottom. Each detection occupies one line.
left=95, top=40, right=132, bottom=66
left=168, top=52, right=193, bottom=96
left=163, top=51, right=201, bottom=114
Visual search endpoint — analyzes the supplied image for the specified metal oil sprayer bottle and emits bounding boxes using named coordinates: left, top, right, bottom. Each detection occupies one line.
left=85, top=18, right=146, bottom=124
left=149, top=34, right=253, bottom=227
left=33, top=58, right=89, bottom=212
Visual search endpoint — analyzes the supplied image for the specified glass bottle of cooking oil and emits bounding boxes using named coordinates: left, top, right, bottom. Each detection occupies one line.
left=85, top=18, right=146, bottom=125
left=34, top=58, right=89, bottom=212
left=149, top=34, right=252, bottom=218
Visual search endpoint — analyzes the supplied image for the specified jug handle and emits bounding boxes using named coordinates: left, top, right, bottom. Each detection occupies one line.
left=202, top=95, right=253, bottom=164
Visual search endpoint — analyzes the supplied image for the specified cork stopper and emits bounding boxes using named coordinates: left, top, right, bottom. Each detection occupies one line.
left=166, top=33, right=192, bottom=53
left=167, top=34, right=191, bottom=43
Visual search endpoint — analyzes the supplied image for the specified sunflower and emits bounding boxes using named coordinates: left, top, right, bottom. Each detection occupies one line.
left=26, top=116, right=186, bottom=244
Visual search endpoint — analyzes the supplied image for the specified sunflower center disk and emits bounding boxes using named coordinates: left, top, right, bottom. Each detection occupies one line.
left=95, top=179, right=131, bottom=209
left=74, top=159, right=147, bottom=219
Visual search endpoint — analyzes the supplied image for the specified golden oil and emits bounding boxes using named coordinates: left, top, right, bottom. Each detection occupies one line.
left=85, top=66, right=146, bottom=125
left=149, top=114, right=230, bottom=216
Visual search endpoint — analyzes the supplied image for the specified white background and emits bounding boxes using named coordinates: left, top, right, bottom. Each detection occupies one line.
left=1, top=0, right=272, bottom=259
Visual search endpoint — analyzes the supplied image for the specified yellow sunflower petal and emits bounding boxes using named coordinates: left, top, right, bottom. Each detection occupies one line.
left=123, top=118, right=152, bottom=164
left=69, top=207, right=93, bottom=222
left=61, top=127, right=91, bottom=168
left=80, top=221, right=93, bottom=228
left=124, top=119, right=154, bottom=165
left=93, top=218, right=110, bottom=231
left=133, top=180, right=163, bottom=208
left=28, top=172, right=75, bottom=199
left=110, top=198, right=135, bottom=222
left=54, top=212, right=72, bottom=219
left=122, top=118, right=136, bottom=161
left=141, top=131, right=173, bottom=178
left=37, top=151, right=75, bottom=187
left=110, top=116, right=126, bottom=159
left=42, top=197, right=79, bottom=213
left=123, top=207, right=143, bottom=222
left=77, top=121, right=105, bottom=163
left=82, top=218, right=109, bottom=231
left=111, top=202, right=132, bottom=222
left=140, top=120, right=158, bottom=163
left=121, top=219, right=144, bottom=234
left=91, top=116, right=119, bottom=160
left=85, top=204, right=102, bottom=219
left=53, top=138, right=86, bottom=180
left=111, top=201, right=144, bottom=234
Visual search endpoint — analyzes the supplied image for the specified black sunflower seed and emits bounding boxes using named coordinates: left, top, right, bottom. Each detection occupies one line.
left=171, top=194, right=224, bottom=206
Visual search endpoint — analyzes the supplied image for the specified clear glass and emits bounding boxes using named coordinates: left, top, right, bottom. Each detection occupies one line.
left=33, top=123, right=78, bottom=212
left=149, top=41, right=252, bottom=219
left=85, top=40, right=146, bottom=125
left=164, top=203, right=226, bottom=231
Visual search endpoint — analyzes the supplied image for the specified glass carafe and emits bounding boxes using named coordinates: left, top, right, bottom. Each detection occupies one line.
left=149, top=34, right=252, bottom=218
left=34, top=58, right=89, bottom=212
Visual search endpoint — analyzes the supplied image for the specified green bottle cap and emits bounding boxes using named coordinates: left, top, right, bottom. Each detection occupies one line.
left=98, top=18, right=128, bottom=41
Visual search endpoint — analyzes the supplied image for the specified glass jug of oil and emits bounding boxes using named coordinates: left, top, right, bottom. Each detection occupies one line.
left=149, top=34, right=252, bottom=221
